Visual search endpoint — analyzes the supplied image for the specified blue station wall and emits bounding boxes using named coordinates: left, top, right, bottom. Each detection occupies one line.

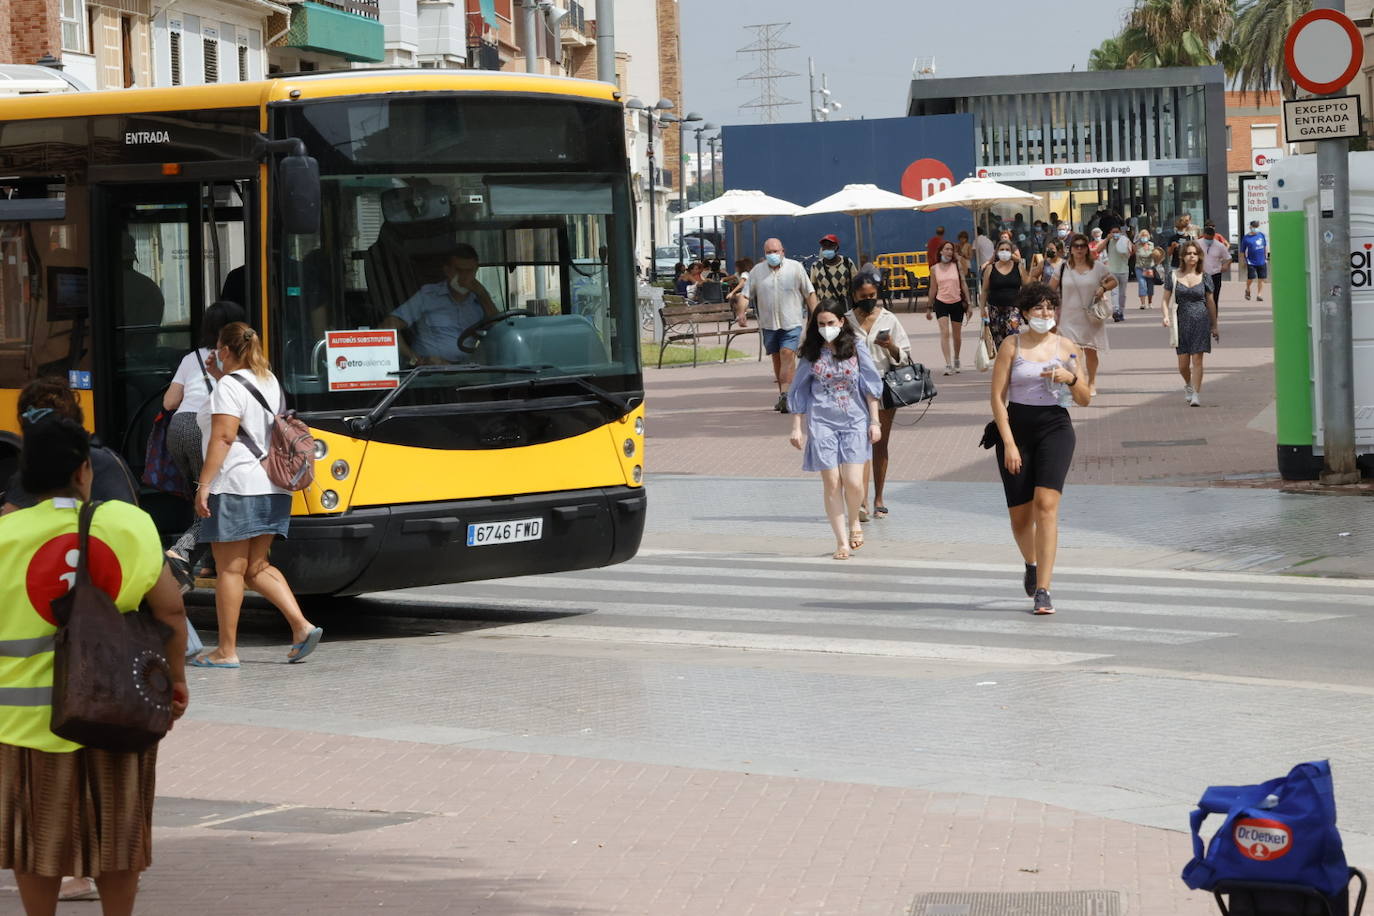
left=719, top=113, right=976, bottom=264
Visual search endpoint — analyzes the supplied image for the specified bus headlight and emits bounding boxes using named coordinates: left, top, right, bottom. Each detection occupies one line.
left=632, top=464, right=642, bottom=484
left=331, top=459, right=350, bottom=480
left=313, top=439, right=329, bottom=460
left=623, top=438, right=636, bottom=458
left=320, top=489, right=340, bottom=510
left=634, top=417, right=644, bottom=436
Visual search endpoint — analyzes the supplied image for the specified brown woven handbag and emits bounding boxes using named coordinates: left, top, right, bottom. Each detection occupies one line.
left=49, top=500, right=174, bottom=753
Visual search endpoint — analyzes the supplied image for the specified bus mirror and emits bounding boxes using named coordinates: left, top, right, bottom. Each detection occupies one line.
left=278, top=153, right=320, bottom=235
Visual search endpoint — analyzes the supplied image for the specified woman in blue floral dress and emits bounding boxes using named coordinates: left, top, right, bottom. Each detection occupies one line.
left=787, top=305, right=884, bottom=559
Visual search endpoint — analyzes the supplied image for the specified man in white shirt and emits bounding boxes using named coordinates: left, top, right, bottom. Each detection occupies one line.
left=740, top=238, right=818, bottom=412
left=1198, top=225, right=1233, bottom=311
left=1105, top=226, right=1132, bottom=321
left=382, top=243, right=499, bottom=365
left=973, top=229, right=995, bottom=273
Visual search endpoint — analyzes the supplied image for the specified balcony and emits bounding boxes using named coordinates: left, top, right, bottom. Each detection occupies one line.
left=282, top=0, right=385, bottom=62
left=559, top=0, right=592, bottom=47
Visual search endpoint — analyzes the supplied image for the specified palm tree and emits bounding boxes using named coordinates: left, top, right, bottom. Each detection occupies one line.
left=1125, top=0, right=1236, bottom=67
left=1230, top=0, right=1312, bottom=99
left=1088, top=36, right=1130, bottom=71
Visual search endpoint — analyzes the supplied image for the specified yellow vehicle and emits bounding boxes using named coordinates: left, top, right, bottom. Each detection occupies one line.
left=0, top=70, right=645, bottom=595
left=874, top=251, right=929, bottom=295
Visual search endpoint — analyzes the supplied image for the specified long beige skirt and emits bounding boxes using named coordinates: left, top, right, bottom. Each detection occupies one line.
left=0, top=741, right=156, bottom=877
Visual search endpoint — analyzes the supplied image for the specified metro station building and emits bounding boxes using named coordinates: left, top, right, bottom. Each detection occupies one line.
left=907, top=66, right=1229, bottom=237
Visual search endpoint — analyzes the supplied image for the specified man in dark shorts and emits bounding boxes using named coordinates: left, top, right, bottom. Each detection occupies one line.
left=1240, top=220, right=1269, bottom=301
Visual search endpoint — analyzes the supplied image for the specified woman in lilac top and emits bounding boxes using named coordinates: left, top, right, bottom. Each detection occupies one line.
left=989, top=282, right=1090, bottom=614
left=787, top=306, right=883, bottom=560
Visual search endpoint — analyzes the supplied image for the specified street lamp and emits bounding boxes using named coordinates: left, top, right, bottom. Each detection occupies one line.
left=692, top=122, right=717, bottom=265
left=674, top=111, right=703, bottom=264
left=705, top=133, right=722, bottom=260
left=625, top=97, right=675, bottom=280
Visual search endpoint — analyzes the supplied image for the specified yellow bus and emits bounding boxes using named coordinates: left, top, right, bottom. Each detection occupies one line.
left=0, top=70, right=645, bottom=595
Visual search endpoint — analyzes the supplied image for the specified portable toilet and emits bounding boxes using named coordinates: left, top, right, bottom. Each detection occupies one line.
left=1266, top=152, right=1374, bottom=479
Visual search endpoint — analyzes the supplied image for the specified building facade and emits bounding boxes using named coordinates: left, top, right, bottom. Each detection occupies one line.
left=909, top=66, right=1228, bottom=237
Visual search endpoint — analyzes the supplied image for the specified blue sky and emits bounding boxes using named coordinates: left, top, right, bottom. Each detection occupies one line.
left=680, top=1, right=1138, bottom=130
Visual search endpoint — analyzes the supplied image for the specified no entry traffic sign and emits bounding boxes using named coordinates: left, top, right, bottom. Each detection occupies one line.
left=1285, top=9, right=1364, bottom=96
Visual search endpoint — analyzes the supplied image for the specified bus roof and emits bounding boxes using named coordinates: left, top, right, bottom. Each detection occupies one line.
left=0, top=69, right=618, bottom=121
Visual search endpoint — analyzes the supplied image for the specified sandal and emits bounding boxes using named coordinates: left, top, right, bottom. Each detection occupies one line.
left=832, top=547, right=851, bottom=560
left=858, top=505, right=870, bottom=522
left=849, top=529, right=864, bottom=550
left=874, top=505, right=889, bottom=519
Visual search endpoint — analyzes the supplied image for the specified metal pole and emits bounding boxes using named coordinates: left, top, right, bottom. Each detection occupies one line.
left=1315, top=0, right=1359, bottom=482
left=647, top=114, right=658, bottom=280
left=677, top=120, right=687, bottom=265
left=808, top=57, right=817, bottom=123
left=595, top=0, right=615, bottom=84
left=695, top=129, right=705, bottom=258
left=523, top=0, right=538, bottom=73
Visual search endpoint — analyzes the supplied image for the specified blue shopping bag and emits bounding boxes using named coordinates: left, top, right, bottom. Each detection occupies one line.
left=1182, top=760, right=1348, bottom=897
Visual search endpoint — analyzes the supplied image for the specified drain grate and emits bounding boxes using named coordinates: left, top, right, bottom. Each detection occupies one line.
left=911, top=890, right=1122, bottom=915
left=1121, top=438, right=1208, bottom=448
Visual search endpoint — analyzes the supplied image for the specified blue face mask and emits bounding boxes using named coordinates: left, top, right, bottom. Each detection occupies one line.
left=820, top=248, right=836, bottom=260
left=765, top=252, right=782, bottom=267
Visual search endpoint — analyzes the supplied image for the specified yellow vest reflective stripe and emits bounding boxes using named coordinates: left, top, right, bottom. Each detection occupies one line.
left=0, top=635, right=55, bottom=657
left=0, top=686, right=50, bottom=706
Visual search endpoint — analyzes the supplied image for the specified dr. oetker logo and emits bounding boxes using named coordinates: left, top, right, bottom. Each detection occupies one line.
left=901, top=158, right=954, bottom=202
left=1233, top=818, right=1293, bottom=861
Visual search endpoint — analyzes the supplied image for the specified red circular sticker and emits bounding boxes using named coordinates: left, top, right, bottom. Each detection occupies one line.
left=24, top=534, right=123, bottom=626
left=901, top=158, right=956, bottom=202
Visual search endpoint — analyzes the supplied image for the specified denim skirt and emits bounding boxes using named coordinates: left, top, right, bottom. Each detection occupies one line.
left=202, top=493, right=292, bottom=542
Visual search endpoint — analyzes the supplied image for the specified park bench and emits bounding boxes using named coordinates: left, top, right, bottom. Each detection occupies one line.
left=657, top=295, right=761, bottom=368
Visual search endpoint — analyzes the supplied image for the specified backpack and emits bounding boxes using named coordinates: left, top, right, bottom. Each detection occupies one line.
left=225, top=372, right=316, bottom=492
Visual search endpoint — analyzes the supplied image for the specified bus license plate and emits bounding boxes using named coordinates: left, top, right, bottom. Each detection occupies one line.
left=466, top=518, right=543, bottom=547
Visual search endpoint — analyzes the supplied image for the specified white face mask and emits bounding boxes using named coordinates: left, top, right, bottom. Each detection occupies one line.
left=1028, top=316, right=1055, bottom=333
left=996, top=250, right=1012, bottom=262
left=450, top=276, right=470, bottom=297
left=818, top=325, right=841, bottom=342
left=940, top=253, right=952, bottom=263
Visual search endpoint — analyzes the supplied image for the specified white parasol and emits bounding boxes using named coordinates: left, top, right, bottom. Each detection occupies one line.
left=795, top=184, right=921, bottom=260
left=915, top=177, right=1043, bottom=292
left=677, top=190, right=803, bottom=260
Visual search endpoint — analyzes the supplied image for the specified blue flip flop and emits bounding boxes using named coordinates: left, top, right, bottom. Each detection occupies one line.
left=190, top=655, right=240, bottom=669
left=288, top=627, right=324, bottom=664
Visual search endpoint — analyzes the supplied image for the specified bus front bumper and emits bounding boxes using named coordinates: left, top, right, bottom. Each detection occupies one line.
left=270, top=485, right=646, bottom=596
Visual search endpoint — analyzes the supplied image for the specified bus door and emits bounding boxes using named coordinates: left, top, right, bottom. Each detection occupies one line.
left=93, top=179, right=254, bottom=500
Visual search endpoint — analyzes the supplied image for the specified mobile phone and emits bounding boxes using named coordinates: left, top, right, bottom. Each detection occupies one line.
left=875, top=330, right=891, bottom=342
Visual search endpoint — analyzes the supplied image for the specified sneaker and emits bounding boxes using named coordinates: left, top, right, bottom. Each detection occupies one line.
left=1257, top=295, right=1264, bottom=301
left=1189, top=393, right=1201, bottom=407
left=1139, top=303, right=1148, bottom=309
left=1023, top=563, right=1037, bottom=598
left=1245, top=290, right=1251, bottom=300
left=1184, top=384, right=1194, bottom=403
left=1033, top=588, right=1055, bottom=615
left=942, top=365, right=953, bottom=376
left=774, top=394, right=788, bottom=413
left=953, top=359, right=961, bottom=372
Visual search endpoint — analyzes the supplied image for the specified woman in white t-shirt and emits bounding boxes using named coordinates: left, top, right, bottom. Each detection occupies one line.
left=191, top=321, right=321, bottom=668
left=162, top=301, right=244, bottom=573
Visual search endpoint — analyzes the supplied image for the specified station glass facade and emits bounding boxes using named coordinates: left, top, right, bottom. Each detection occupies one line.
left=908, top=66, right=1227, bottom=238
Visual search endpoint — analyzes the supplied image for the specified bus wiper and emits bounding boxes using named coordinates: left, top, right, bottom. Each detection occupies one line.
left=349, top=364, right=545, bottom=433
left=528, top=374, right=631, bottom=415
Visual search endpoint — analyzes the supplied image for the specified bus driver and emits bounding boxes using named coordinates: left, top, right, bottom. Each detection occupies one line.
left=382, top=243, right=499, bottom=365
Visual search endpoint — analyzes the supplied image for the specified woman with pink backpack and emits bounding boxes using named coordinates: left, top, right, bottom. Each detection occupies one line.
left=191, top=322, right=322, bottom=668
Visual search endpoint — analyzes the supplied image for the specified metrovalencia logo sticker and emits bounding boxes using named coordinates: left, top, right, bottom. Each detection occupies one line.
left=1233, top=817, right=1293, bottom=861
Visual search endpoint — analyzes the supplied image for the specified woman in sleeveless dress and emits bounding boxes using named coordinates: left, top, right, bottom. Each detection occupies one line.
left=1051, top=233, right=1117, bottom=396
left=926, top=240, right=972, bottom=374
left=989, top=282, right=1090, bottom=615
left=980, top=238, right=1026, bottom=348
left=1160, top=239, right=1219, bottom=407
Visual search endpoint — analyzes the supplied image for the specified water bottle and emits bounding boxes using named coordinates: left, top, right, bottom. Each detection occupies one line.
left=1049, top=354, right=1077, bottom=408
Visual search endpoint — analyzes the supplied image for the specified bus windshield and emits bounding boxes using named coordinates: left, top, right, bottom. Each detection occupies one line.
left=272, top=94, right=638, bottom=414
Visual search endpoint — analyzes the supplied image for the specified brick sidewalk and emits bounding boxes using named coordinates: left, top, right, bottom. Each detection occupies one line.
left=644, top=278, right=1281, bottom=486
left=102, top=720, right=1210, bottom=915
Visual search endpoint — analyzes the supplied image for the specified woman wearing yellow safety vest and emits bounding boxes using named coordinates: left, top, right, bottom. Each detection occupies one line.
left=0, top=417, right=189, bottom=915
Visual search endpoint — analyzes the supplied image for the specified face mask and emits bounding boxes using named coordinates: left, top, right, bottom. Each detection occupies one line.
left=765, top=252, right=782, bottom=267
left=820, top=248, right=836, bottom=260
left=818, top=325, right=840, bottom=342
left=996, top=250, right=1012, bottom=262
left=940, top=253, right=952, bottom=263
left=450, top=277, right=470, bottom=297
left=1028, top=316, right=1055, bottom=333
left=1057, top=229, right=1069, bottom=238
left=854, top=297, right=877, bottom=310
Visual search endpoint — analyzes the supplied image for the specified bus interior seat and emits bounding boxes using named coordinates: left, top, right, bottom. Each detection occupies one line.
left=364, top=185, right=455, bottom=315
